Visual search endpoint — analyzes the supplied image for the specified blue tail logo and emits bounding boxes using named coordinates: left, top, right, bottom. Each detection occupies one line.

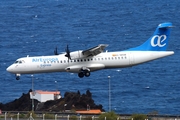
left=127, top=22, right=173, bottom=51
left=151, top=35, right=167, bottom=47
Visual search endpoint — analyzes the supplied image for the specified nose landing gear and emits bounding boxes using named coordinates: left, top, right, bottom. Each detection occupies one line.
left=15, top=74, right=21, bottom=80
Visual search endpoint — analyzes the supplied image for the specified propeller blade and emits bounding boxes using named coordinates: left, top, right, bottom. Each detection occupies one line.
left=65, top=45, right=71, bottom=61
left=54, top=46, right=58, bottom=55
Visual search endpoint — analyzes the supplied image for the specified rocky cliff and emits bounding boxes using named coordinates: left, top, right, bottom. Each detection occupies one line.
left=0, top=89, right=104, bottom=112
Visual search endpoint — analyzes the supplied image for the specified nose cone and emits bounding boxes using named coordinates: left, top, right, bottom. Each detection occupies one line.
left=6, top=66, right=13, bottom=73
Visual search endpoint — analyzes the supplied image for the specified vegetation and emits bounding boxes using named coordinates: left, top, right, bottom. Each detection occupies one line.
left=44, top=113, right=55, bottom=119
left=98, top=111, right=120, bottom=120
left=131, top=114, right=148, bottom=120
left=13, top=113, right=26, bottom=118
left=27, top=111, right=36, bottom=118
left=69, top=115, right=78, bottom=120
left=84, top=116, right=94, bottom=120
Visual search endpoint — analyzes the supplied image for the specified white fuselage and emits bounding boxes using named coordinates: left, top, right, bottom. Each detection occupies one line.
left=6, top=51, right=174, bottom=74
left=6, top=22, right=175, bottom=79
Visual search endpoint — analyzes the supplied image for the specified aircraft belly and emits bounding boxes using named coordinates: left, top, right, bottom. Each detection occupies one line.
left=87, top=64, right=105, bottom=71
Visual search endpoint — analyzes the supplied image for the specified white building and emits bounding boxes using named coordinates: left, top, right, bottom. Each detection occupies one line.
left=30, top=90, right=61, bottom=102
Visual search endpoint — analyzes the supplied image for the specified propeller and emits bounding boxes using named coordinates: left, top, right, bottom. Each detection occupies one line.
left=65, top=45, right=71, bottom=62
left=54, top=46, right=59, bottom=55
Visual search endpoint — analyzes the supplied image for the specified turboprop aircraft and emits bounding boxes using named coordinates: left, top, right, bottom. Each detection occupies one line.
left=7, top=22, right=174, bottom=80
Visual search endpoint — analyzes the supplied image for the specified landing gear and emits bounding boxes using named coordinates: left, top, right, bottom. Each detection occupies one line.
left=15, top=74, right=21, bottom=80
left=78, top=72, right=84, bottom=78
left=85, top=71, right=90, bottom=77
left=16, top=76, right=20, bottom=80
left=78, top=70, right=91, bottom=78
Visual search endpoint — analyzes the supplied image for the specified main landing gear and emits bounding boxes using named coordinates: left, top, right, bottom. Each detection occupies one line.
left=78, top=70, right=91, bottom=78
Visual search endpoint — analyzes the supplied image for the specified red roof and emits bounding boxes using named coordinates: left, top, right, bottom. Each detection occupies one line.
left=76, top=109, right=101, bottom=114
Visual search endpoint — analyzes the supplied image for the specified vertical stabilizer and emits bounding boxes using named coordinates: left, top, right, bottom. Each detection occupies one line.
left=127, top=22, right=173, bottom=51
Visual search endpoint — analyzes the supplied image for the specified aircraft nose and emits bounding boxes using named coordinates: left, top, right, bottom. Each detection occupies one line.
left=6, top=66, right=13, bottom=73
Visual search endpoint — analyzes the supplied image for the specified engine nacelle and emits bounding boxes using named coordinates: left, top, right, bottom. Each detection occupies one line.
left=70, top=50, right=87, bottom=59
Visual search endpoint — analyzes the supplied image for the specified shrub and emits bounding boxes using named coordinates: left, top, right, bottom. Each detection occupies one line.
left=131, top=114, right=147, bottom=120
left=44, top=113, right=55, bottom=119
left=70, top=115, right=78, bottom=120
left=98, top=111, right=120, bottom=120
left=27, top=111, right=36, bottom=118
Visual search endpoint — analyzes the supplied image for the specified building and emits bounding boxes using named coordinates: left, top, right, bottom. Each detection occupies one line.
left=30, top=90, right=61, bottom=102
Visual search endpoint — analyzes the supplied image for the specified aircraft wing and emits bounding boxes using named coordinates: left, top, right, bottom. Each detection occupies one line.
left=82, top=44, right=108, bottom=57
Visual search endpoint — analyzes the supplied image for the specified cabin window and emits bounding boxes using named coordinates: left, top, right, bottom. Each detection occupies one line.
left=77, top=59, right=80, bottom=62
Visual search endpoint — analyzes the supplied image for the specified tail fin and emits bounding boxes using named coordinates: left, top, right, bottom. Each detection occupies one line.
left=128, top=22, right=173, bottom=51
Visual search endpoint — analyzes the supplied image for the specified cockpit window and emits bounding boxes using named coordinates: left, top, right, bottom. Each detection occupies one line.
left=14, top=60, right=24, bottom=64
left=14, top=61, right=19, bottom=64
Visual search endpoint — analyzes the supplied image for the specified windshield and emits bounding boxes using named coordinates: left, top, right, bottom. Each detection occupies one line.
left=14, top=61, right=19, bottom=64
left=14, top=60, right=24, bottom=64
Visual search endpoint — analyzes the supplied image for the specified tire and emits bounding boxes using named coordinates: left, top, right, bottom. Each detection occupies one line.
left=85, top=71, right=90, bottom=77
left=16, top=76, right=20, bottom=80
left=78, top=72, right=84, bottom=78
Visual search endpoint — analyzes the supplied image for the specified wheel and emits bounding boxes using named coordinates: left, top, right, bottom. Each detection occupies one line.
left=78, top=72, right=84, bottom=78
left=16, top=76, right=20, bottom=80
left=85, top=71, right=90, bottom=77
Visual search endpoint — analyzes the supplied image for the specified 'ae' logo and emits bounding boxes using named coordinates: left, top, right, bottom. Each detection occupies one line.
left=151, top=35, right=167, bottom=47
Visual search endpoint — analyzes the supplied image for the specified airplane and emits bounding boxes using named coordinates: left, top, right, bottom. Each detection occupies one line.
left=6, top=22, right=174, bottom=80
